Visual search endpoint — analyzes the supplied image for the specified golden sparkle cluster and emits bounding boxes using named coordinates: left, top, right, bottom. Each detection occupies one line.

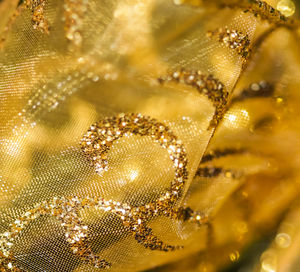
left=207, top=28, right=251, bottom=60
left=0, top=114, right=209, bottom=271
left=159, top=69, right=228, bottom=128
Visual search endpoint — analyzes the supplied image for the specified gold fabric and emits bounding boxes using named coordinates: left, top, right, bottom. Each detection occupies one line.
left=0, top=0, right=300, bottom=271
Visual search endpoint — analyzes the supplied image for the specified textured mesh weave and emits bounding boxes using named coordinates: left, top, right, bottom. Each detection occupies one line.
left=0, top=0, right=300, bottom=271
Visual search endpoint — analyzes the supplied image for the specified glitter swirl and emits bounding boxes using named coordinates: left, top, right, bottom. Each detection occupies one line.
left=159, top=70, right=228, bottom=128
left=1, top=113, right=211, bottom=270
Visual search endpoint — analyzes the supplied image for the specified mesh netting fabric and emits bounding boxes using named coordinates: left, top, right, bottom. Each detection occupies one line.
left=0, top=0, right=300, bottom=271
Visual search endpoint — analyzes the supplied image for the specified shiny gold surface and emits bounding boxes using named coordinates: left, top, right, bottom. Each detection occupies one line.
left=0, top=0, right=299, bottom=271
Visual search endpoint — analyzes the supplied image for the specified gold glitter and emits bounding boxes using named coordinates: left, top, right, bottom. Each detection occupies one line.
left=196, top=167, right=236, bottom=178
left=80, top=113, right=211, bottom=251
left=184, top=0, right=298, bottom=28
left=80, top=113, right=188, bottom=187
left=0, top=254, right=22, bottom=271
left=0, top=197, right=111, bottom=270
left=63, top=0, right=88, bottom=48
left=200, top=148, right=245, bottom=163
left=158, top=69, right=228, bottom=129
left=25, top=0, right=49, bottom=34
left=1, top=0, right=89, bottom=49
left=194, top=148, right=246, bottom=179
left=207, top=28, right=251, bottom=60
left=244, top=0, right=291, bottom=26
left=170, top=207, right=209, bottom=226
left=0, top=196, right=209, bottom=270
left=0, top=0, right=50, bottom=48
left=1, top=113, right=211, bottom=270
